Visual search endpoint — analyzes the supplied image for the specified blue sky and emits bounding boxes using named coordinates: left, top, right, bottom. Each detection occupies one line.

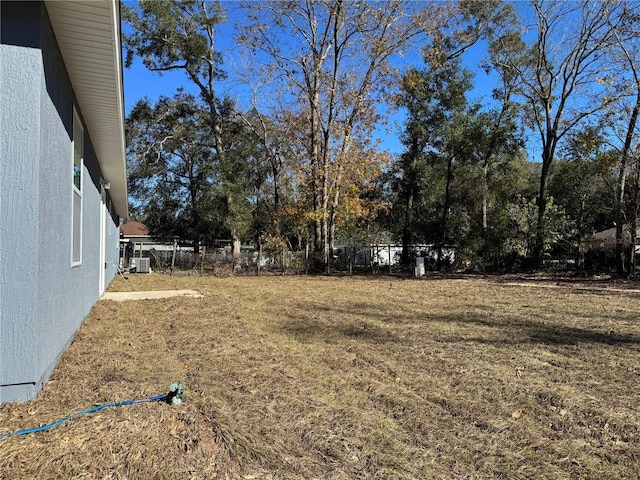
left=121, top=2, right=505, bottom=157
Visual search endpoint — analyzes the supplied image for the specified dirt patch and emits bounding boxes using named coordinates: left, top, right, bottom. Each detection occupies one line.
left=102, top=289, right=204, bottom=301
left=2, top=274, right=639, bottom=479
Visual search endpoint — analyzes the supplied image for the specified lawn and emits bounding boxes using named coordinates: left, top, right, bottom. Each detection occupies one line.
left=1, top=274, right=639, bottom=479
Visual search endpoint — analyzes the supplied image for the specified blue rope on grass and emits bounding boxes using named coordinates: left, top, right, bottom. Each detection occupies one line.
left=0, top=382, right=183, bottom=440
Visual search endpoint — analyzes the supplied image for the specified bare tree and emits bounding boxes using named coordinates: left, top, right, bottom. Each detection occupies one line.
left=234, top=73, right=294, bottom=238
left=605, top=1, right=640, bottom=275
left=123, top=0, right=245, bottom=270
left=491, top=0, right=623, bottom=264
left=239, top=0, right=444, bottom=269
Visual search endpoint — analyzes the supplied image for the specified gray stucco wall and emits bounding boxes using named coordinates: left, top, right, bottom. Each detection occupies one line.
left=0, top=2, right=43, bottom=400
left=1, top=2, right=120, bottom=403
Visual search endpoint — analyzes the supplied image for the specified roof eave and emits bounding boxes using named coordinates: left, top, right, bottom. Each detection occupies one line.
left=45, top=0, right=128, bottom=220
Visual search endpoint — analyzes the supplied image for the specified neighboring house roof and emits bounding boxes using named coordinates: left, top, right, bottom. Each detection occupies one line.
left=45, top=0, right=128, bottom=219
left=591, top=227, right=618, bottom=243
left=584, top=225, right=638, bottom=249
left=120, top=221, right=149, bottom=237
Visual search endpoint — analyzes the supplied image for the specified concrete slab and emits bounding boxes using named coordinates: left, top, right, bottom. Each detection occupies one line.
left=101, top=290, right=204, bottom=301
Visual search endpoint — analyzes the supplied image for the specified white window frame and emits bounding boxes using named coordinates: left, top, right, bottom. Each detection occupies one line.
left=71, top=107, right=83, bottom=267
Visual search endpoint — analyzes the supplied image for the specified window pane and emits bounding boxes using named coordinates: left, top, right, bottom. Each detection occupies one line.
left=73, top=164, right=81, bottom=190
left=72, top=109, right=83, bottom=265
left=73, top=118, right=82, bottom=190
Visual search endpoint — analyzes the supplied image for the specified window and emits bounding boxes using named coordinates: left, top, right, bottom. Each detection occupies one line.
left=72, top=108, right=83, bottom=265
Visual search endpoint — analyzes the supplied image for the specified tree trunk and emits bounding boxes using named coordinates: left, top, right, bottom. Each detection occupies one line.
left=577, top=197, right=586, bottom=269
left=226, top=194, right=241, bottom=275
left=481, top=164, right=488, bottom=233
left=401, top=141, right=419, bottom=266
left=257, top=238, right=262, bottom=276
left=615, top=95, right=640, bottom=276
left=629, top=167, right=640, bottom=276
left=321, top=131, right=331, bottom=271
left=615, top=161, right=629, bottom=277
left=401, top=190, right=415, bottom=266
left=171, top=239, right=177, bottom=275
left=479, top=99, right=509, bottom=242
left=329, top=206, right=338, bottom=273
left=534, top=141, right=554, bottom=266
left=232, top=235, right=241, bottom=274
left=271, top=155, right=281, bottom=237
left=438, top=155, right=455, bottom=269
left=631, top=214, right=638, bottom=276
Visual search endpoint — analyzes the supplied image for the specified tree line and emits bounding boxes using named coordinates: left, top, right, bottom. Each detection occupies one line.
left=123, top=0, right=640, bottom=275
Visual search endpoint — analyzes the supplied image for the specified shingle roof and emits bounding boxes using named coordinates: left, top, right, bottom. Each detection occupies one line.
left=120, top=221, right=149, bottom=237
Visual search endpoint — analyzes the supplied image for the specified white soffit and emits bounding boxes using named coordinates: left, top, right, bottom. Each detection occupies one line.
left=45, top=0, right=128, bottom=219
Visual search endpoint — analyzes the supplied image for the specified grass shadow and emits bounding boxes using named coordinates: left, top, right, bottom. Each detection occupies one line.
left=276, top=298, right=640, bottom=348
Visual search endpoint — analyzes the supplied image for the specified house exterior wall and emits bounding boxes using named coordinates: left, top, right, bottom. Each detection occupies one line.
left=0, top=2, right=121, bottom=402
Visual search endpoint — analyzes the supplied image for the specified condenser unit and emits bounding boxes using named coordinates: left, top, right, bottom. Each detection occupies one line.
left=136, top=258, right=150, bottom=274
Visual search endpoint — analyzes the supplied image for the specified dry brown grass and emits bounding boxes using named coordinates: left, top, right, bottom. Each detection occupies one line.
left=2, top=274, right=640, bottom=479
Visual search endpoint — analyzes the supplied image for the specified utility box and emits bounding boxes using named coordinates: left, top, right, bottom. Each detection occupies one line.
left=415, top=257, right=425, bottom=277
left=136, top=258, right=150, bottom=274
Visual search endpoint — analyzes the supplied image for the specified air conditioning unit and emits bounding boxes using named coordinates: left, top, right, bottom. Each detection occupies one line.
left=136, top=258, right=150, bottom=274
